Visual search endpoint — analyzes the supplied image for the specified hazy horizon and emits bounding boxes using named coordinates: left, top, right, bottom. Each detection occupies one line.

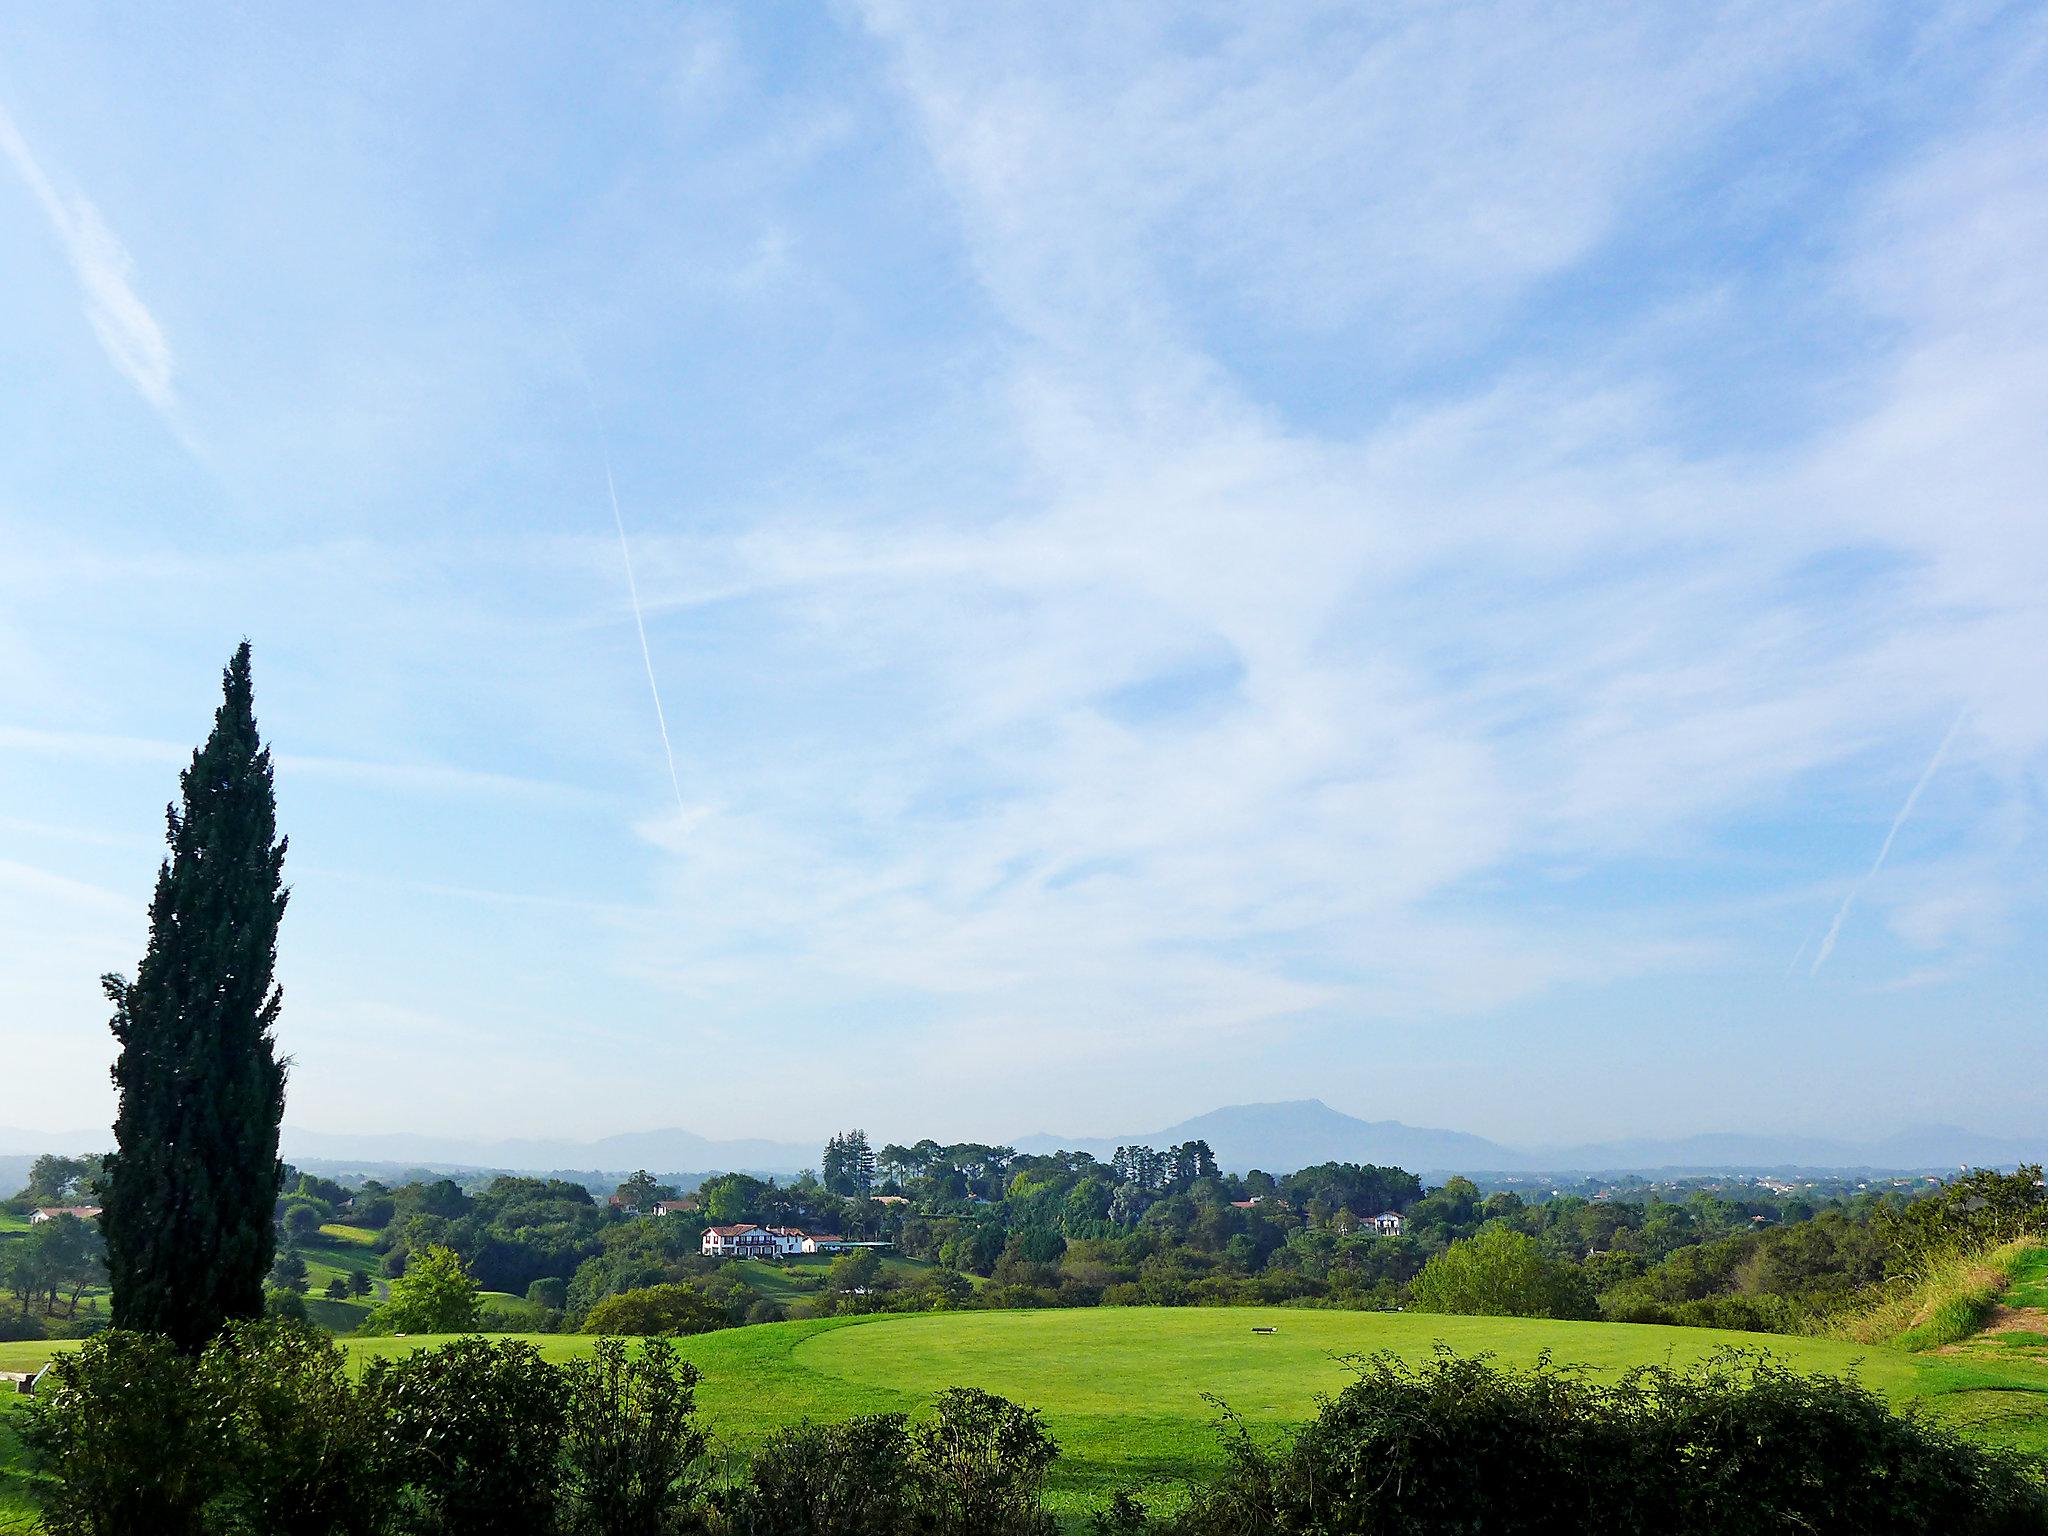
left=4, top=5, right=2045, bottom=1147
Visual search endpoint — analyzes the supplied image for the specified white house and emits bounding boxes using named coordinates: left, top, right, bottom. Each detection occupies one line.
left=30, top=1206, right=100, bottom=1225
left=1370, top=1211, right=1404, bottom=1236
left=701, top=1224, right=793, bottom=1258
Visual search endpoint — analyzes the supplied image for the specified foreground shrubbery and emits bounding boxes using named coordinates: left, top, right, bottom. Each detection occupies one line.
left=22, top=1325, right=1057, bottom=1536
left=23, top=1328, right=2047, bottom=1535
left=1136, top=1348, right=2048, bottom=1536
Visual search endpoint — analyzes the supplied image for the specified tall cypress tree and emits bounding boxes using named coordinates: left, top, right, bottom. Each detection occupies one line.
left=101, top=641, right=289, bottom=1351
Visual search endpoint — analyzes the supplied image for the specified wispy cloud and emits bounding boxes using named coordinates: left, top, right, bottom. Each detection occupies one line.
left=0, top=101, right=178, bottom=422
left=1808, top=711, right=1968, bottom=974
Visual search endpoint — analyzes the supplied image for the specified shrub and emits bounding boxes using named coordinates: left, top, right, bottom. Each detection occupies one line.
left=560, top=1337, right=709, bottom=1536
left=911, top=1387, right=1060, bottom=1536
left=196, top=1318, right=388, bottom=1536
left=362, top=1336, right=567, bottom=1536
left=715, top=1414, right=917, bottom=1535
left=20, top=1329, right=223, bottom=1536
left=1155, top=1348, right=2048, bottom=1536
left=527, top=1277, right=568, bottom=1311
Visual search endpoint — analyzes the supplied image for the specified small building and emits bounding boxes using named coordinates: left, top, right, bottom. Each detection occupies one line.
left=31, top=1206, right=101, bottom=1225
left=653, top=1199, right=698, bottom=1216
left=870, top=1194, right=910, bottom=1206
left=1369, top=1211, right=1404, bottom=1236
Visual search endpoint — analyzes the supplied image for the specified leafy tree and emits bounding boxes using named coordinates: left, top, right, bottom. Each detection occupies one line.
left=528, top=1276, right=568, bottom=1311
left=559, top=1336, right=709, bottom=1536
left=269, top=1246, right=310, bottom=1295
left=324, top=1276, right=350, bottom=1300
left=581, top=1282, right=726, bottom=1337
left=101, top=643, right=290, bottom=1352
left=375, top=1243, right=481, bottom=1334
left=281, top=1200, right=324, bottom=1243
left=829, top=1247, right=883, bottom=1294
left=613, top=1170, right=668, bottom=1215
left=822, top=1131, right=877, bottom=1198
left=1409, top=1226, right=1596, bottom=1320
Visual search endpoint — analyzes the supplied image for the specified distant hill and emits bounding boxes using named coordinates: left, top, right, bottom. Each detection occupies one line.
left=3, top=1108, right=2035, bottom=1189
left=1014, top=1099, right=1520, bottom=1177
left=276, top=1125, right=817, bottom=1179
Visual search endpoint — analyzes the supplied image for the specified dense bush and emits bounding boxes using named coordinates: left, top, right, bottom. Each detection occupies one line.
left=559, top=1337, right=708, bottom=1536
left=581, top=1282, right=729, bottom=1337
left=711, top=1388, right=1057, bottom=1536
left=361, top=1337, right=567, bottom=1536
left=715, top=1414, right=920, bottom=1535
left=1150, top=1348, right=2048, bottom=1536
left=21, top=1329, right=220, bottom=1536
left=1408, top=1227, right=1596, bottom=1320
left=197, top=1320, right=389, bottom=1536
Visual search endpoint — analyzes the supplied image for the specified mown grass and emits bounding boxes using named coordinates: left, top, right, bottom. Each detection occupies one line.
left=10, top=1306, right=2044, bottom=1519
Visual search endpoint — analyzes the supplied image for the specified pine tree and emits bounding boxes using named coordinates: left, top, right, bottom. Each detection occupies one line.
left=101, top=642, right=289, bottom=1351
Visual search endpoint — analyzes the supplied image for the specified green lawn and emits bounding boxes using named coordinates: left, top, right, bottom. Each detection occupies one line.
left=6, top=1307, right=2047, bottom=1523
left=0, top=1212, right=30, bottom=1234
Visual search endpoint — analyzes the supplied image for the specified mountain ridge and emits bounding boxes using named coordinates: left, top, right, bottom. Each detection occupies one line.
left=5, top=1105, right=2038, bottom=1181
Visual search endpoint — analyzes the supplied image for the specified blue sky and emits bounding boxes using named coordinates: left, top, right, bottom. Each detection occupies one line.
left=2, top=3, right=2043, bottom=1148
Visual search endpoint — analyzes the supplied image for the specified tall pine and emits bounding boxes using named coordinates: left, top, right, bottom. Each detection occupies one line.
left=101, top=641, right=289, bottom=1350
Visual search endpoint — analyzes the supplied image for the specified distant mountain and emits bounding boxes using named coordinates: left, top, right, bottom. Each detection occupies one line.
left=1530, top=1125, right=2045, bottom=1175
left=1014, top=1099, right=1520, bottom=1177
left=277, top=1125, right=817, bottom=1178
left=1014, top=1101, right=2042, bottom=1177
left=3, top=1109, right=2034, bottom=1189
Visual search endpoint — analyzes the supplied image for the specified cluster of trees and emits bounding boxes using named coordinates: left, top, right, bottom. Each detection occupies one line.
left=321, top=1132, right=2046, bottom=1341
left=1, top=1214, right=105, bottom=1337
left=25, top=1323, right=1063, bottom=1536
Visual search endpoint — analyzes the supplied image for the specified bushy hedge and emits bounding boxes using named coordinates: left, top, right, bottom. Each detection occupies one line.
left=1139, top=1347, right=2048, bottom=1536
left=21, top=1325, right=1059, bottom=1536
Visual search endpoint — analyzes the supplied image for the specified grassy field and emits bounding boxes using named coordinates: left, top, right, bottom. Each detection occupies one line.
left=732, top=1251, right=963, bottom=1307
left=8, top=1306, right=2045, bottom=1523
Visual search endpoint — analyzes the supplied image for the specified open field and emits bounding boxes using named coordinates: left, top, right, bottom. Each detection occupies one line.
left=732, top=1251, right=966, bottom=1306
left=8, top=1306, right=2047, bottom=1523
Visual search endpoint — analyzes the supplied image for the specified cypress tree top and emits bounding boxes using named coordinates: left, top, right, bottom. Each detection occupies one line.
left=101, top=640, right=290, bottom=1351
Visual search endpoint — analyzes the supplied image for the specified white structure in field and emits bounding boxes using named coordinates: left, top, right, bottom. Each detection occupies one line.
left=1370, top=1211, right=1404, bottom=1236
left=700, top=1223, right=891, bottom=1259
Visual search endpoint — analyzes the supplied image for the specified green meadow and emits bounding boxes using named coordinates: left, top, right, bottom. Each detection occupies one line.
left=9, top=1306, right=2048, bottom=1522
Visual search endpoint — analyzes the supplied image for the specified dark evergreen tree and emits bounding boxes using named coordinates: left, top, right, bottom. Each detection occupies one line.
left=101, top=642, right=289, bottom=1351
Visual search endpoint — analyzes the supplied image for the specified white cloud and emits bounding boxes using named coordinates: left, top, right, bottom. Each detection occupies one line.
left=0, top=102, right=177, bottom=419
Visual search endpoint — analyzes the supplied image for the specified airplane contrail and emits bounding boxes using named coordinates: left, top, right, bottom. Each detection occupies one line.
left=564, top=342, right=689, bottom=825
left=1808, top=709, right=1966, bottom=975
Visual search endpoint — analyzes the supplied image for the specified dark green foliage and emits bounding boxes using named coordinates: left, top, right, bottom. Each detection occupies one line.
left=713, top=1389, right=1057, bottom=1536
left=21, top=1329, right=221, bottom=1536
left=715, top=1415, right=918, bottom=1536
left=195, top=1319, right=389, bottom=1536
left=362, top=1337, right=567, bottom=1536
left=581, top=1282, right=730, bottom=1337
left=909, top=1387, right=1059, bottom=1536
left=1409, top=1227, right=1597, bottom=1320
left=102, top=642, right=289, bottom=1353
left=559, top=1337, right=708, bottom=1536
left=1155, top=1348, right=2048, bottom=1536
left=1881, top=1165, right=2048, bottom=1268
